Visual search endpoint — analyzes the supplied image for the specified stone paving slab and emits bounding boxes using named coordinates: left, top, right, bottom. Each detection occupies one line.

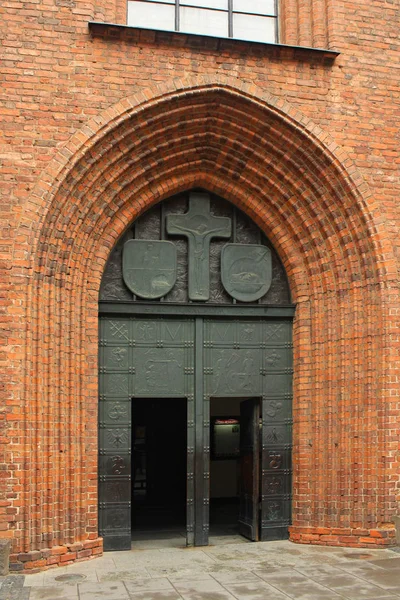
left=355, top=571, right=400, bottom=593
left=211, top=571, right=261, bottom=584
left=174, top=589, right=230, bottom=600
left=28, top=585, right=79, bottom=600
left=129, top=592, right=182, bottom=600
left=254, top=569, right=344, bottom=599
left=15, top=541, right=400, bottom=600
left=295, top=564, right=397, bottom=599
left=97, top=569, right=151, bottom=583
left=79, top=581, right=130, bottom=599
left=167, top=574, right=213, bottom=584
left=0, top=575, right=29, bottom=600
left=370, top=558, right=400, bottom=571
left=124, top=579, right=175, bottom=594
left=223, top=581, right=291, bottom=599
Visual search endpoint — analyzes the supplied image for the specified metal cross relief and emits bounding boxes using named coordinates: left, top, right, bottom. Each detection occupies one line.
left=166, top=192, right=232, bottom=301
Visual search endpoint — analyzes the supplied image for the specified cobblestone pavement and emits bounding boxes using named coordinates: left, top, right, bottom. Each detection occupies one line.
left=2, top=538, right=400, bottom=600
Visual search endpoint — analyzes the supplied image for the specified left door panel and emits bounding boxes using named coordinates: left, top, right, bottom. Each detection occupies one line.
left=99, top=317, right=196, bottom=551
left=99, top=318, right=133, bottom=550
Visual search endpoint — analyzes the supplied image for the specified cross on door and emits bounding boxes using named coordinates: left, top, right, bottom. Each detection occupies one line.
left=166, top=192, right=231, bottom=301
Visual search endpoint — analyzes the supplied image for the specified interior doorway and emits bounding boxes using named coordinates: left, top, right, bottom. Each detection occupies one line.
left=210, top=397, right=261, bottom=543
left=131, top=398, right=187, bottom=546
left=210, top=398, right=241, bottom=539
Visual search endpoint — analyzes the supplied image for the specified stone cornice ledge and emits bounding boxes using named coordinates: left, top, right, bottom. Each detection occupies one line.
left=88, top=22, right=340, bottom=61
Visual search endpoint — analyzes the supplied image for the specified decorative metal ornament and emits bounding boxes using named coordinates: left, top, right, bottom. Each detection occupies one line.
left=221, top=244, right=272, bottom=302
left=122, top=240, right=177, bottom=299
left=167, top=192, right=231, bottom=301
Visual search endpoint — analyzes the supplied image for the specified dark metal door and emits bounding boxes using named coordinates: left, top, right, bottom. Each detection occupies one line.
left=260, top=321, right=293, bottom=541
left=99, top=314, right=292, bottom=550
left=98, top=193, right=294, bottom=551
left=202, top=318, right=292, bottom=543
left=238, top=398, right=260, bottom=541
left=99, top=316, right=196, bottom=551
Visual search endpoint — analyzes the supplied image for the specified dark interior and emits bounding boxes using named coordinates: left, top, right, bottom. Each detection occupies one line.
left=131, top=398, right=187, bottom=533
left=209, top=398, right=242, bottom=536
left=130, top=396, right=263, bottom=542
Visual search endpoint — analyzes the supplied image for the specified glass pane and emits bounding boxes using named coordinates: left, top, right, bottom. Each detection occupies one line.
left=135, top=0, right=174, bottom=3
left=127, top=1, right=176, bottom=30
left=181, top=0, right=227, bottom=9
left=233, top=13, right=276, bottom=43
left=180, top=6, right=228, bottom=37
left=234, top=0, right=276, bottom=16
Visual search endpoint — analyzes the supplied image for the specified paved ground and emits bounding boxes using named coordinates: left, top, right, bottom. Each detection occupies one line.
left=2, top=536, right=400, bottom=600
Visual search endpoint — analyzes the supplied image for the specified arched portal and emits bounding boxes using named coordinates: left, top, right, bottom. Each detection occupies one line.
left=18, top=76, right=394, bottom=567
left=99, top=190, right=294, bottom=550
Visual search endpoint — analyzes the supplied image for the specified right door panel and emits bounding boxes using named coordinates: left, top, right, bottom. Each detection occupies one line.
left=238, top=398, right=260, bottom=541
left=260, top=321, right=293, bottom=541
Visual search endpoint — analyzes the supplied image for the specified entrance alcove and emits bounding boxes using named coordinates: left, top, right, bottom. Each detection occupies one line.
left=17, top=78, right=390, bottom=575
left=99, top=189, right=294, bottom=550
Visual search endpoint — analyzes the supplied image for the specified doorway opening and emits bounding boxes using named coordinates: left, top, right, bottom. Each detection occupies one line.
left=209, top=397, right=261, bottom=544
left=98, top=191, right=293, bottom=551
left=131, top=398, right=187, bottom=547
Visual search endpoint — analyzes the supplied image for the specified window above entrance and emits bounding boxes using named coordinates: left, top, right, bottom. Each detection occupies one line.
left=100, top=191, right=291, bottom=306
left=127, top=0, right=278, bottom=44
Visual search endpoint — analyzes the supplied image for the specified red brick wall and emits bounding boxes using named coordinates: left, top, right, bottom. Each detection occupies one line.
left=1, top=0, right=399, bottom=572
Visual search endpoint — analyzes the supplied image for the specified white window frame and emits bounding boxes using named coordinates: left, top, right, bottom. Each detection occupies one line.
left=127, top=0, right=279, bottom=44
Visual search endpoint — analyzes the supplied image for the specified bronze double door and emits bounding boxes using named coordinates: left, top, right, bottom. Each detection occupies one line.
left=99, top=313, right=292, bottom=551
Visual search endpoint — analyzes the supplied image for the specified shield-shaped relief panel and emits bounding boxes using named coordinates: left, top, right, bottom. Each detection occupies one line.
left=123, top=240, right=177, bottom=299
left=221, top=244, right=272, bottom=302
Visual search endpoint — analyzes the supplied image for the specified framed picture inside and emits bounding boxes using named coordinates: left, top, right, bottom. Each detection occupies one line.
left=211, top=417, right=240, bottom=460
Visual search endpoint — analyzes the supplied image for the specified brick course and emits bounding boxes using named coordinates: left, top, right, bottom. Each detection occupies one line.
left=1, top=0, right=399, bottom=572
left=9, top=539, right=103, bottom=573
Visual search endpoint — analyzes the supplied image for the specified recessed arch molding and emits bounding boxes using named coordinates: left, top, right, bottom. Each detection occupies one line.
left=13, top=75, right=396, bottom=571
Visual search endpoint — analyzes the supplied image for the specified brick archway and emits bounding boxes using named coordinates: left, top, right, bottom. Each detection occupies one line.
left=14, top=77, right=395, bottom=570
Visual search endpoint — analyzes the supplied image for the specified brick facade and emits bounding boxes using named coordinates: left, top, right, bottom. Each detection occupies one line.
left=1, top=0, right=399, bottom=573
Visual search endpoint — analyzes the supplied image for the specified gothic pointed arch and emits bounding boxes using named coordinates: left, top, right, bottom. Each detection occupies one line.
left=16, top=76, right=395, bottom=557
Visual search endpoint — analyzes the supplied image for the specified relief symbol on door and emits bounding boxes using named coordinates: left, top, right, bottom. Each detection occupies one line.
left=108, top=402, right=128, bottom=421
left=109, top=510, right=125, bottom=529
left=111, top=347, right=127, bottom=364
left=265, top=351, right=281, bottom=367
left=266, top=428, right=283, bottom=443
left=108, top=374, right=128, bottom=395
left=243, top=326, right=255, bottom=341
left=137, top=322, right=156, bottom=340
left=266, top=501, right=281, bottom=521
left=144, top=350, right=182, bottom=390
left=107, top=481, right=125, bottom=502
left=214, top=351, right=255, bottom=393
left=269, top=453, right=283, bottom=469
left=266, top=475, right=283, bottom=494
left=110, top=321, right=129, bottom=340
left=265, top=400, right=283, bottom=418
left=110, top=455, right=126, bottom=475
left=107, top=429, right=128, bottom=448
